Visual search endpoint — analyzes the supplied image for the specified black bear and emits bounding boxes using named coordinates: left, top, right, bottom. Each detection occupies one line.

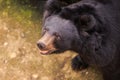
left=37, top=0, right=120, bottom=80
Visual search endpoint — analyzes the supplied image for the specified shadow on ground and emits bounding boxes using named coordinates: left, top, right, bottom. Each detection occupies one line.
left=0, top=0, right=102, bottom=80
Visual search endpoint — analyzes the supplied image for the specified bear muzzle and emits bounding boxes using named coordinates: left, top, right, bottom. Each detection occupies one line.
left=37, top=32, right=57, bottom=55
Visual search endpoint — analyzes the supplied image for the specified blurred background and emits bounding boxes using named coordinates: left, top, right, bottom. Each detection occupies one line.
left=0, top=0, right=102, bottom=80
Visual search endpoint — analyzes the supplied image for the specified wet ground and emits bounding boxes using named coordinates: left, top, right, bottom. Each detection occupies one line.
left=0, top=0, right=103, bottom=80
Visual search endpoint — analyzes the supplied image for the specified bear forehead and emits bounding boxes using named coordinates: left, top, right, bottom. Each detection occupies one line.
left=44, top=15, right=76, bottom=29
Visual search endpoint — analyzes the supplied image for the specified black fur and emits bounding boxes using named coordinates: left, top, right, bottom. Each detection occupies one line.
left=71, top=55, right=88, bottom=71
left=42, top=0, right=120, bottom=80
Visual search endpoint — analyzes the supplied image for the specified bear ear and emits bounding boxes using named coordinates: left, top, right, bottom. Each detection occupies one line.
left=43, top=0, right=63, bottom=23
left=64, top=2, right=98, bottom=31
left=78, top=14, right=96, bottom=31
left=45, top=0, right=61, bottom=12
left=59, top=8, right=74, bottom=19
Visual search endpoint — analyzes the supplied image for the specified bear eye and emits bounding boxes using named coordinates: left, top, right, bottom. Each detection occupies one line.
left=43, top=27, right=49, bottom=32
left=54, top=32, right=61, bottom=40
left=41, top=27, right=49, bottom=36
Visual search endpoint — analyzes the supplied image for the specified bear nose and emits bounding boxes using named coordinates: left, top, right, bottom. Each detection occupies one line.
left=37, top=42, right=46, bottom=50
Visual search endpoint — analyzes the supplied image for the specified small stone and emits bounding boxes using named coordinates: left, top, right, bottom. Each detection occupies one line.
left=3, top=60, right=8, bottom=64
left=3, top=26, right=8, bottom=31
left=10, top=52, right=17, bottom=58
left=32, top=74, right=39, bottom=79
left=21, top=33, right=25, bottom=38
left=85, top=71, right=89, bottom=75
left=41, top=76, right=49, bottom=80
left=23, top=78, right=27, bottom=80
left=3, top=42, right=8, bottom=46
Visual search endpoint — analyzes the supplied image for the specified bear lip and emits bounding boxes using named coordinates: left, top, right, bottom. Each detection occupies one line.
left=39, top=48, right=57, bottom=55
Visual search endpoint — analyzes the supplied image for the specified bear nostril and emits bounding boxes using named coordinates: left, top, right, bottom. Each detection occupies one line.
left=37, top=42, right=46, bottom=50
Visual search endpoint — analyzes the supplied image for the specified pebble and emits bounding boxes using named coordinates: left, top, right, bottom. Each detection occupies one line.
left=21, top=33, right=25, bottom=38
left=10, top=52, right=17, bottom=59
left=86, top=71, right=89, bottom=75
left=23, top=78, right=27, bottom=80
left=3, top=26, right=8, bottom=31
left=32, top=74, right=39, bottom=80
left=41, top=76, right=49, bottom=80
left=3, top=60, right=8, bottom=64
left=3, top=42, right=8, bottom=46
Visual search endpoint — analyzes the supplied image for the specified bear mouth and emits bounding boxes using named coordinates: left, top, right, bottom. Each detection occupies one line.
left=39, top=48, right=57, bottom=55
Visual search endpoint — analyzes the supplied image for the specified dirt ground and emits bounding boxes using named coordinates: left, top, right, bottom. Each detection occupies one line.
left=0, top=0, right=103, bottom=80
